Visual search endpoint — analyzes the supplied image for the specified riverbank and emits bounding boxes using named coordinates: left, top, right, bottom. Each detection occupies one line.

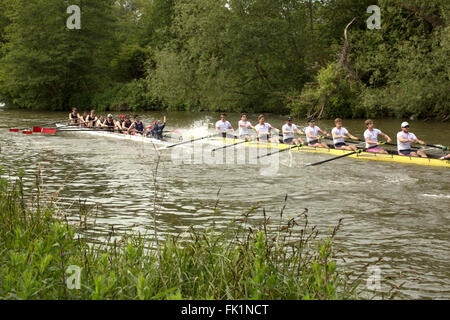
left=0, top=170, right=365, bottom=300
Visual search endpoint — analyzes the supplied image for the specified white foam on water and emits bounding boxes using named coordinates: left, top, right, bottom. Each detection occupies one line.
left=421, top=194, right=450, bottom=199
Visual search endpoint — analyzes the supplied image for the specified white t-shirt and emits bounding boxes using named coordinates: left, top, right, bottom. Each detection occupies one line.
left=397, top=132, right=418, bottom=151
left=305, top=126, right=321, bottom=143
left=215, top=120, right=232, bottom=133
left=282, top=124, right=298, bottom=140
left=364, top=129, right=382, bottom=148
left=332, top=127, right=349, bottom=144
left=238, top=120, right=252, bottom=136
left=255, top=123, right=272, bottom=141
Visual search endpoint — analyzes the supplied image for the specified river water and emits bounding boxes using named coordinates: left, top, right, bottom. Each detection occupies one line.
left=0, top=109, right=449, bottom=299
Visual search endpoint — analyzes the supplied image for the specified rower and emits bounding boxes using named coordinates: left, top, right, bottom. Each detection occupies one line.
left=364, top=119, right=392, bottom=154
left=397, top=122, right=427, bottom=158
left=128, top=115, right=145, bottom=135
left=118, top=115, right=124, bottom=128
left=331, top=118, right=358, bottom=151
left=215, top=113, right=234, bottom=138
left=69, top=108, right=80, bottom=126
left=103, top=114, right=119, bottom=132
left=238, top=113, right=254, bottom=140
left=80, top=111, right=89, bottom=127
left=254, top=114, right=280, bottom=142
left=86, top=110, right=97, bottom=127
left=148, top=114, right=167, bottom=140
left=121, top=115, right=132, bottom=133
left=96, top=115, right=105, bottom=128
left=282, top=117, right=304, bottom=145
left=305, top=118, right=329, bottom=148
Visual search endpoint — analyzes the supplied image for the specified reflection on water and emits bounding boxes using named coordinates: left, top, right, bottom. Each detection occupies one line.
left=0, top=110, right=449, bottom=299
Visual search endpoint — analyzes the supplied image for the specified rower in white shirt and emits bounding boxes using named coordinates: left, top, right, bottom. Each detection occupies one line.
left=331, top=118, right=358, bottom=151
left=305, top=118, right=330, bottom=148
left=363, top=119, right=392, bottom=154
left=282, top=117, right=304, bottom=145
left=397, top=122, right=427, bottom=158
left=238, top=113, right=254, bottom=140
left=215, top=113, right=234, bottom=137
left=254, top=114, right=280, bottom=142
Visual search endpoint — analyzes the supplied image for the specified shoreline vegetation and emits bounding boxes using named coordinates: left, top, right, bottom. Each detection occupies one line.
left=0, top=1, right=448, bottom=120
left=0, top=169, right=387, bottom=300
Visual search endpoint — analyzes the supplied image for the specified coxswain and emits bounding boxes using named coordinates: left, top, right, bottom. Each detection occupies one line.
left=254, top=114, right=280, bottom=142
left=364, top=119, right=392, bottom=154
left=238, top=113, right=254, bottom=140
left=397, top=122, right=427, bottom=158
left=305, top=118, right=329, bottom=148
left=215, top=113, right=234, bottom=138
left=68, top=108, right=80, bottom=125
left=148, top=113, right=167, bottom=140
left=282, top=117, right=304, bottom=145
left=331, top=118, right=358, bottom=151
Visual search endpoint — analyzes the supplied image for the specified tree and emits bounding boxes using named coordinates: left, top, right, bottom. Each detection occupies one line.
left=0, top=0, right=116, bottom=110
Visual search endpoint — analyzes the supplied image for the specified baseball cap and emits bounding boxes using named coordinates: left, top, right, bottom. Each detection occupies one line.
left=119, top=115, right=124, bottom=119
left=401, top=122, right=409, bottom=128
left=107, top=114, right=113, bottom=118
left=286, top=116, right=293, bottom=121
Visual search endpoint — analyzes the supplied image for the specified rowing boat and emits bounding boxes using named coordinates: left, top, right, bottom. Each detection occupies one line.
left=210, top=137, right=450, bottom=168
left=55, top=123, right=179, bottom=146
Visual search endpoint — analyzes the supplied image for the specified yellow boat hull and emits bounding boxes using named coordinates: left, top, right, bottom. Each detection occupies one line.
left=212, top=138, right=450, bottom=168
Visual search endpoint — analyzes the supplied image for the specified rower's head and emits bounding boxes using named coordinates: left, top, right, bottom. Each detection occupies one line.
left=365, top=119, right=374, bottom=130
left=401, top=121, right=410, bottom=132
left=72, top=107, right=77, bottom=113
left=98, top=114, right=104, bottom=120
left=258, top=114, right=265, bottom=124
left=90, top=109, right=95, bottom=115
left=241, top=113, right=247, bottom=121
left=107, top=114, right=113, bottom=120
left=125, top=115, right=130, bottom=121
left=82, top=111, right=88, bottom=116
left=307, top=118, right=316, bottom=127
left=334, top=118, right=342, bottom=128
left=286, top=116, right=293, bottom=124
left=134, top=115, right=140, bottom=122
left=220, top=113, right=227, bottom=121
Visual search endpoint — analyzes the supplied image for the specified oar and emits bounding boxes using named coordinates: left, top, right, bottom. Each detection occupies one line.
left=9, top=120, right=60, bottom=132
left=257, top=143, right=303, bottom=159
left=306, top=149, right=365, bottom=166
left=166, top=134, right=217, bottom=149
left=212, top=137, right=248, bottom=152
left=415, top=143, right=447, bottom=151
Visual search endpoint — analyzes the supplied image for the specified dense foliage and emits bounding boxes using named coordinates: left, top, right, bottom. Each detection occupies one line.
left=0, top=0, right=448, bottom=119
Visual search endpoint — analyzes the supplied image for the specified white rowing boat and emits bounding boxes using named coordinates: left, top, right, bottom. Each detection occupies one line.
left=56, top=123, right=180, bottom=146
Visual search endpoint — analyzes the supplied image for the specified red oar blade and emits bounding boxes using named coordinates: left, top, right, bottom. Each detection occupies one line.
left=22, top=131, right=32, bottom=135
left=42, top=128, right=57, bottom=134
left=9, top=129, right=19, bottom=132
left=33, top=126, right=42, bottom=133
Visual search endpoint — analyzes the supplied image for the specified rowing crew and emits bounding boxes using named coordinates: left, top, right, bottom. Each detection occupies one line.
left=216, top=114, right=443, bottom=159
left=69, top=108, right=167, bottom=140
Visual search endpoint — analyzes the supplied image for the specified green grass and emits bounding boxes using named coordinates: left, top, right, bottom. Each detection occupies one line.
left=0, top=170, right=361, bottom=300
